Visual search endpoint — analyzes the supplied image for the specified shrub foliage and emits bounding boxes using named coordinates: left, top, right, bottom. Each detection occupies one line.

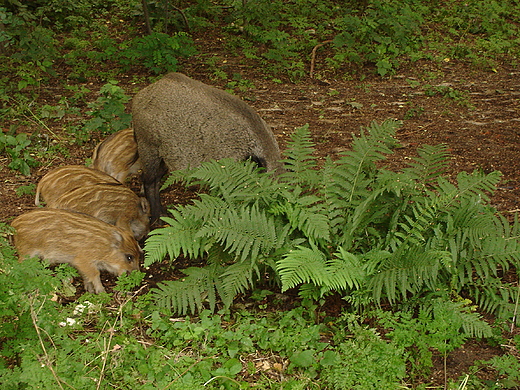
left=146, top=120, right=519, bottom=318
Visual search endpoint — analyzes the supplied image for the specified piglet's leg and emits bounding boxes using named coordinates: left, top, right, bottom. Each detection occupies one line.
left=75, top=261, right=106, bottom=294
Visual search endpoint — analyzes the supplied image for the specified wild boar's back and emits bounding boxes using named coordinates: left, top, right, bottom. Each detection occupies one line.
left=48, top=183, right=150, bottom=241
left=132, top=72, right=283, bottom=173
left=92, top=128, right=141, bottom=182
left=35, top=165, right=121, bottom=206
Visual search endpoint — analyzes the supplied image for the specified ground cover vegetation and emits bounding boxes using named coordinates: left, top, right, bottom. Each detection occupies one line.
left=1, top=0, right=520, bottom=388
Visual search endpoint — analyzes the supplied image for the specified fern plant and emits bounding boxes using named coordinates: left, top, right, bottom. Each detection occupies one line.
left=144, top=119, right=520, bottom=317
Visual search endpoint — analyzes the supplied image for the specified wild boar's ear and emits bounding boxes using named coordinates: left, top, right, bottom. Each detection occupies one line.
left=111, top=230, right=124, bottom=248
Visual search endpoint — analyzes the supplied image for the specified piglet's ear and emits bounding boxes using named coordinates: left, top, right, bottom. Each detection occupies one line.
left=140, top=197, right=151, bottom=214
left=111, top=230, right=123, bottom=249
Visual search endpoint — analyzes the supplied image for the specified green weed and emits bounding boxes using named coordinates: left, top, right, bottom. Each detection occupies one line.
left=117, top=32, right=197, bottom=74
left=79, top=81, right=132, bottom=142
left=0, top=132, right=39, bottom=176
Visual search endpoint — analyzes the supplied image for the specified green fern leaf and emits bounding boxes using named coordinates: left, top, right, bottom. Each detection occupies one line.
left=368, top=247, right=452, bottom=304
left=272, top=187, right=331, bottom=243
left=280, top=124, right=321, bottom=187
left=184, top=194, right=231, bottom=221
left=153, top=267, right=211, bottom=315
left=329, top=247, right=365, bottom=290
left=219, top=260, right=260, bottom=308
left=197, top=204, right=281, bottom=262
left=277, top=246, right=365, bottom=292
left=323, top=120, right=400, bottom=234
left=188, top=158, right=280, bottom=205
left=403, top=144, right=450, bottom=185
left=144, top=211, right=206, bottom=267
left=427, top=298, right=493, bottom=339
left=277, top=246, right=329, bottom=291
left=438, top=170, right=502, bottom=207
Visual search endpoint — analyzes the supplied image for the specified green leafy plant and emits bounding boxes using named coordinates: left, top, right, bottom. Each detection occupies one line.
left=0, top=132, right=39, bottom=175
left=424, top=84, right=473, bottom=107
left=144, top=119, right=519, bottom=318
left=322, top=320, right=406, bottom=389
left=80, top=81, right=132, bottom=142
left=117, top=32, right=197, bottom=74
left=331, top=0, right=426, bottom=76
left=375, top=296, right=493, bottom=383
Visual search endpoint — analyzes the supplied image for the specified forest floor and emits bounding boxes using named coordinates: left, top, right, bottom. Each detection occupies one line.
left=1, top=31, right=520, bottom=387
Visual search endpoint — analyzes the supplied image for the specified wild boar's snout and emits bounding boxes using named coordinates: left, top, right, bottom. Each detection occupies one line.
left=11, top=208, right=142, bottom=294
left=132, top=72, right=284, bottom=222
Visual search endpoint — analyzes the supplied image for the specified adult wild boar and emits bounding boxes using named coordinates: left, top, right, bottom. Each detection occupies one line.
left=92, top=128, right=141, bottom=182
left=12, top=208, right=142, bottom=294
left=132, top=72, right=283, bottom=221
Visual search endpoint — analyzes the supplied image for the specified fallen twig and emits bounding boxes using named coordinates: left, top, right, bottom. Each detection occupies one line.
left=310, top=40, right=333, bottom=78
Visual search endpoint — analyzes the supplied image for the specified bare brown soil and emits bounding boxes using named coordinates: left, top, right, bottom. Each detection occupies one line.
left=1, top=33, right=520, bottom=387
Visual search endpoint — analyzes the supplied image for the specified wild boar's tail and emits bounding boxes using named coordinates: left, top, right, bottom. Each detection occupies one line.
left=247, top=155, right=267, bottom=170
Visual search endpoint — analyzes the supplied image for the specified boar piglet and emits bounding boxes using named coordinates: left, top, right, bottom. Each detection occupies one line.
left=45, top=183, right=150, bottom=241
left=132, top=72, right=284, bottom=222
left=92, top=128, right=142, bottom=182
left=35, top=165, right=121, bottom=206
left=11, top=208, right=142, bottom=294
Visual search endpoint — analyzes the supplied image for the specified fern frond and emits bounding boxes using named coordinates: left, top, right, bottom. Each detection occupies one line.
left=318, top=121, right=400, bottom=243
left=143, top=211, right=206, bottom=267
left=183, top=194, right=230, bottom=221
left=330, top=247, right=366, bottom=290
left=341, top=187, right=397, bottom=249
left=438, top=170, right=502, bottom=207
left=153, top=266, right=217, bottom=315
left=392, top=197, right=441, bottom=248
left=427, top=298, right=493, bottom=339
left=469, top=279, right=516, bottom=317
left=458, top=309, right=493, bottom=339
left=277, top=246, right=365, bottom=292
left=161, top=168, right=193, bottom=190
left=322, top=120, right=400, bottom=233
left=280, top=124, right=321, bottom=188
left=197, top=204, right=282, bottom=262
left=188, top=158, right=280, bottom=205
left=271, top=187, right=330, bottom=244
left=403, top=144, right=450, bottom=185
left=447, top=206, right=520, bottom=291
left=219, top=260, right=260, bottom=308
left=153, top=252, right=263, bottom=315
left=277, top=246, right=329, bottom=291
left=367, top=247, right=452, bottom=304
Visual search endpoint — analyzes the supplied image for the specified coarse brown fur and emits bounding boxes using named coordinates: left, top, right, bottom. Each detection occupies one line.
left=132, top=72, right=284, bottom=222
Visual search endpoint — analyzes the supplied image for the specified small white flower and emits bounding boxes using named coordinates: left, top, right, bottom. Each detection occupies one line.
left=73, top=300, right=94, bottom=315
left=58, top=318, right=76, bottom=327
left=73, top=304, right=86, bottom=315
